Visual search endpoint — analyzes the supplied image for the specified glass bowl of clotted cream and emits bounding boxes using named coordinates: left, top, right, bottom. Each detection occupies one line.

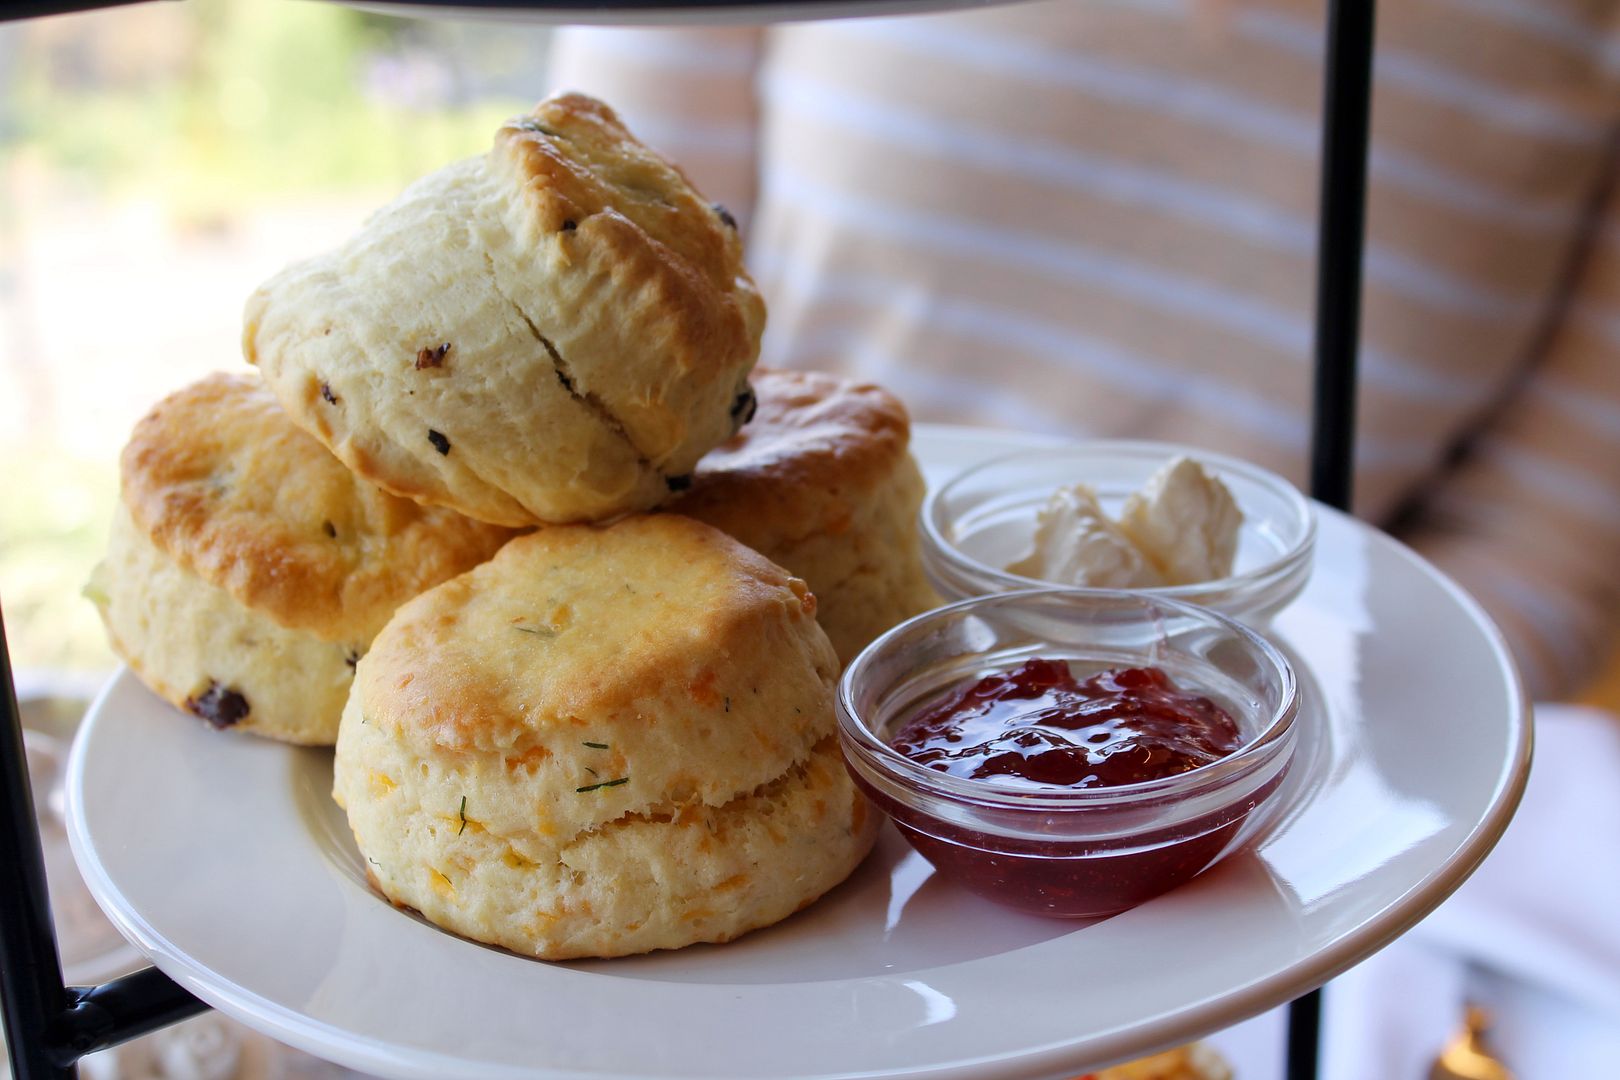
left=919, top=441, right=1316, bottom=627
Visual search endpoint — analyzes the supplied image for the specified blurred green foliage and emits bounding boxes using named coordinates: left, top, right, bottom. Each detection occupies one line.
left=9, top=0, right=537, bottom=212
left=0, top=449, right=118, bottom=673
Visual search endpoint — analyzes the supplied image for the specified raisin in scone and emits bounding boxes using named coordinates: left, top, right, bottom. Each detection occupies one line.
left=334, top=515, right=877, bottom=959
left=88, top=373, right=517, bottom=745
left=244, top=92, right=764, bottom=527
left=672, top=369, right=940, bottom=666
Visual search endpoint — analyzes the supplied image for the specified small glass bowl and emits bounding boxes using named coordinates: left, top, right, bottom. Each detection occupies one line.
left=838, top=589, right=1298, bottom=918
left=920, top=441, right=1316, bottom=626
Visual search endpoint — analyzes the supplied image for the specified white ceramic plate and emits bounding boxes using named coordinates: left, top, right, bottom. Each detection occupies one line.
left=67, top=425, right=1531, bottom=1080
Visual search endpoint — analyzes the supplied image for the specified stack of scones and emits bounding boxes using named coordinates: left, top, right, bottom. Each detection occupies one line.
left=90, top=92, right=940, bottom=959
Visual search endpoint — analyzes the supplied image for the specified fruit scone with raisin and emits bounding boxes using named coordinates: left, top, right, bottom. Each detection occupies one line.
left=245, top=91, right=764, bottom=527
left=88, top=373, right=517, bottom=745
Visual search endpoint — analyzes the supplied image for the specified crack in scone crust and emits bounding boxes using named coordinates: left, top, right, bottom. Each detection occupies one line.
left=479, top=251, right=665, bottom=486
left=555, top=736, right=831, bottom=850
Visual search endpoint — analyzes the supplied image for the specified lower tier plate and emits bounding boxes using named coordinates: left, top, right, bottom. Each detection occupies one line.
left=67, top=424, right=1531, bottom=1079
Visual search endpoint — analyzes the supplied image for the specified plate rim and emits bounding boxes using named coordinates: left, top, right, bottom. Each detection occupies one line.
left=65, top=422, right=1533, bottom=1079
left=342, top=0, right=1007, bottom=28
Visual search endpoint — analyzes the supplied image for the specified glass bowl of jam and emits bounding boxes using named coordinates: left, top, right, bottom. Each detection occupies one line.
left=838, top=588, right=1298, bottom=918
left=919, top=441, right=1316, bottom=626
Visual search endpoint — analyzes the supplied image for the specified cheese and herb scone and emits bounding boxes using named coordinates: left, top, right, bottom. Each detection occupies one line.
left=244, top=91, right=765, bottom=527
left=671, top=369, right=940, bottom=667
left=334, top=514, right=877, bottom=959
left=88, top=373, right=516, bottom=745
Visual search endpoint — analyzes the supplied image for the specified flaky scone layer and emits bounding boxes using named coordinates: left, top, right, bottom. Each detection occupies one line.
left=245, top=92, right=765, bottom=526
left=335, top=515, right=875, bottom=958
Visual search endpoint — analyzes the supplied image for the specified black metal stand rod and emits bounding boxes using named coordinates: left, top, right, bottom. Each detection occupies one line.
left=1309, top=0, right=1376, bottom=513
left=1, top=607, right=77, bottom=1080
left=1292, top=2, right=1377, bottom=1079
left=0, top=606, right=209, bottom=1079
left=1285, top=989, right=1324, bottom=1080
left=51, top=968, right=212, bottom=1064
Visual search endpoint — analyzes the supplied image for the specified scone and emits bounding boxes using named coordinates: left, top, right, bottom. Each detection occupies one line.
left=1090, top=1044, right=1232, bottom=1080
left=671, top=368, right=940, bottom=666
left=334, top=515, right=877, bottom=959
left=88, top=373, right=516, bottom=745
left=244, top=91, right=765, bottom=527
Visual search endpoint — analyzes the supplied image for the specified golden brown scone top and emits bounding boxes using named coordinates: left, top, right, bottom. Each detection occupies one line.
left=120, top=373, right=518, bottom=642
left=494, top=93, right=766, bottom=454
left=497, top=93, right=752, bottom=299
left=672, top=368, right=912, bottom=540
left=356, top=515, right=837, bottom=840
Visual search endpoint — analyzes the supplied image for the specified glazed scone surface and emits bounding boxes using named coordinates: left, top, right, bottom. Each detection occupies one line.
left=245, top=92, right=765, bottom=526
left=335, top=515, right=876, bottom=959
left=674, top=368, right=940, bottom=665
left=120, top=372, right=516, bottom=645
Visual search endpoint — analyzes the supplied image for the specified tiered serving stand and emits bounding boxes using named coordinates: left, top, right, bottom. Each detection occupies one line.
left=0, top=2, right=1529, bottom=1079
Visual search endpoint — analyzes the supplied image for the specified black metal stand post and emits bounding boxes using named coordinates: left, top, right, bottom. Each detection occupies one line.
left=0, top=608, right=76, bottom=1080
left=1309, top=0, right=1376, bottom=514
left=1290, top=2, right=1377, bottom=1079
left=1, top=608, right=211, bottom=1080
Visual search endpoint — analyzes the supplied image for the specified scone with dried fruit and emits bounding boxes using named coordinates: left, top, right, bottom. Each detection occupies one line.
left=88, top=372, right=516, bottom=744
left=245, top=92, right=764, bottom=527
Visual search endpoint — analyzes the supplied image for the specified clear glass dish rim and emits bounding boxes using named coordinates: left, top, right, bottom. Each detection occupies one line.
left=919, top=439, right=1319, bottom=602
left=837, top=587, right=1300, bottom=812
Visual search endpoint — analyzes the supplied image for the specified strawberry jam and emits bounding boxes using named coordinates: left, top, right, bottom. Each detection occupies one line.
left=890, top=659, right=1242, bottom=790
left=856, top=658, right=1279, bottom=918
